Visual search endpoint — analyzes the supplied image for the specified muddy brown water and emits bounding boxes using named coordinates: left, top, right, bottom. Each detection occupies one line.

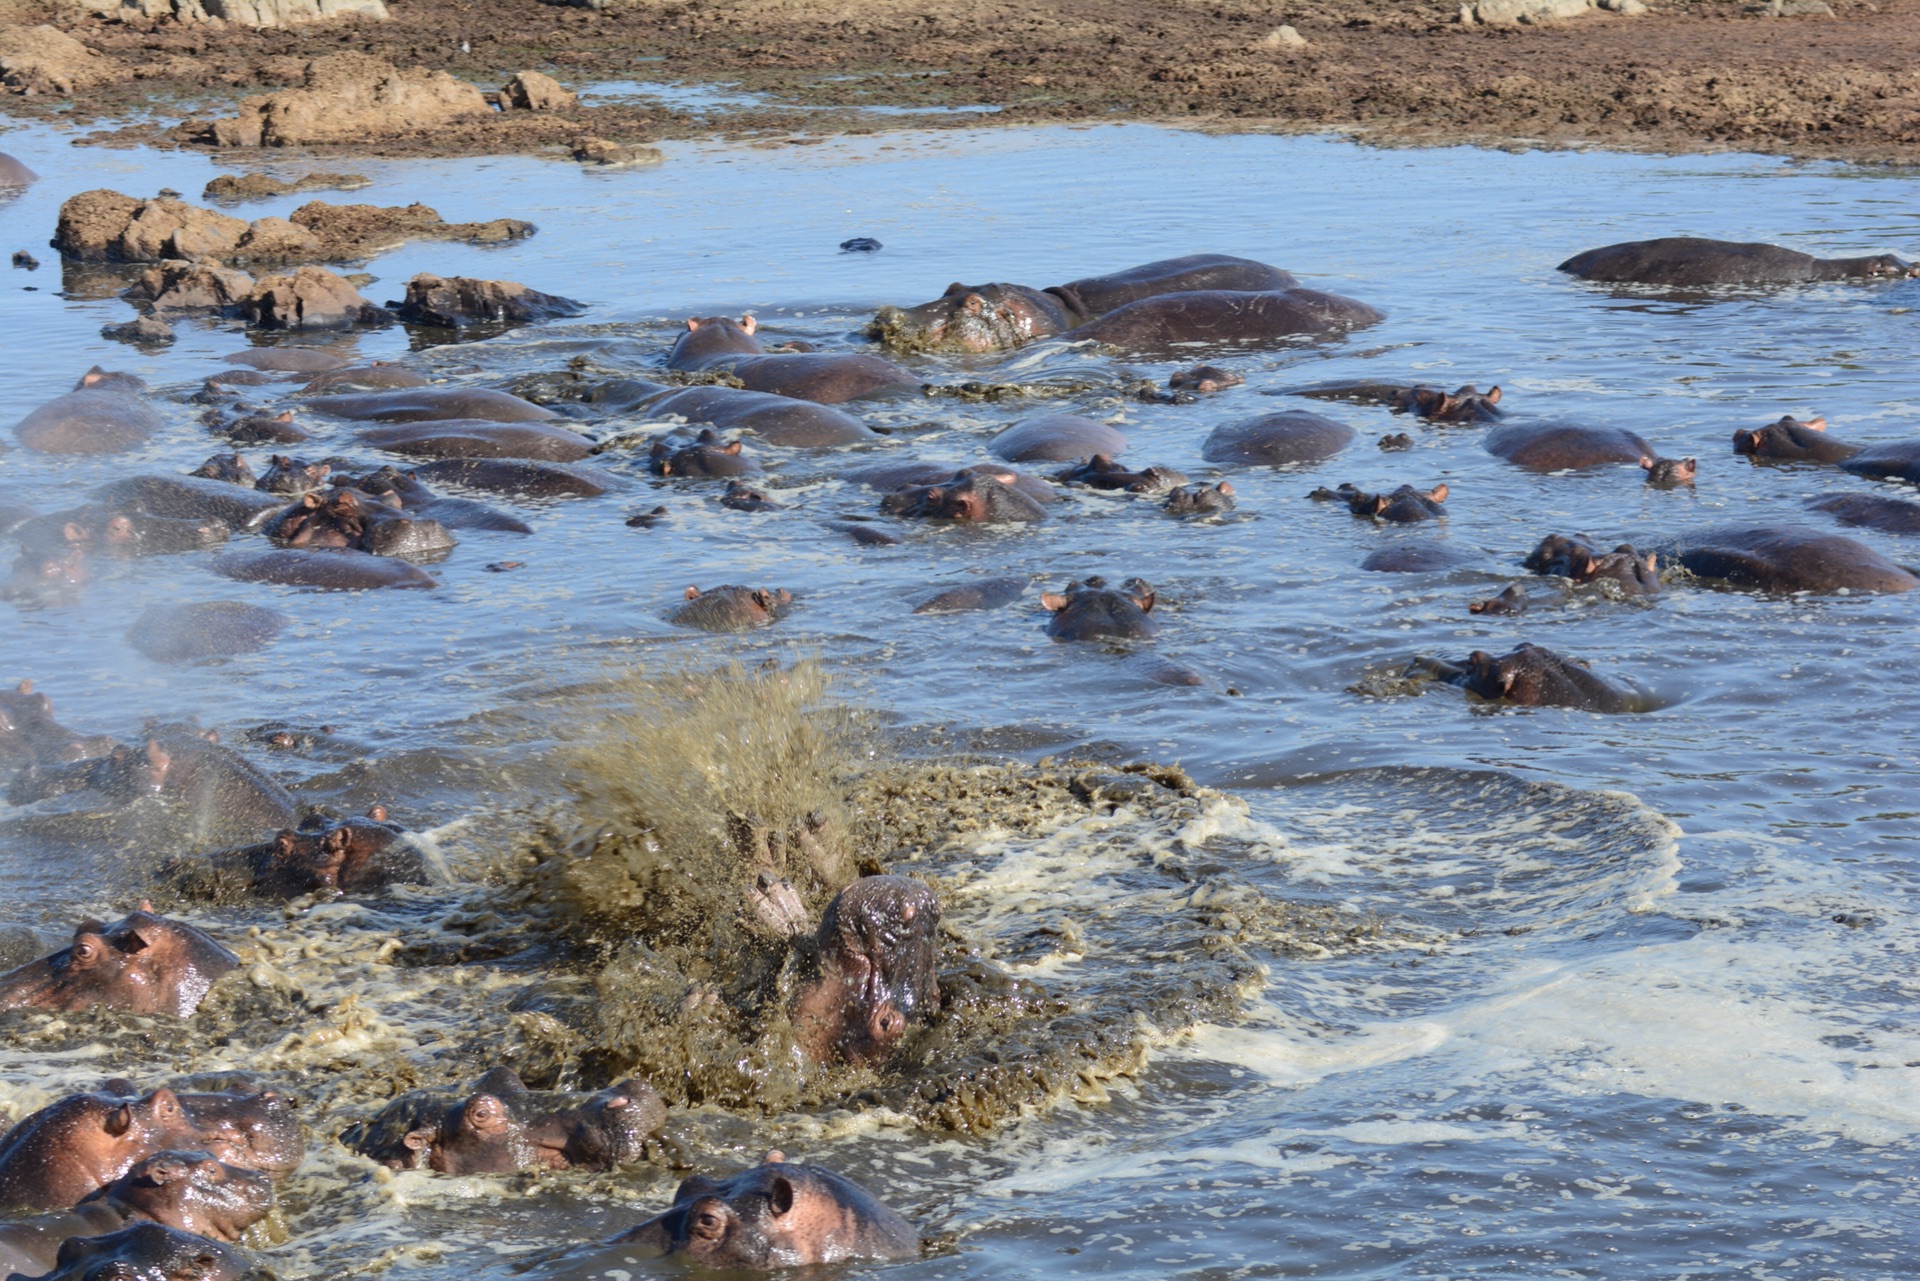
left=0, top=122, right=1917, bottom=1278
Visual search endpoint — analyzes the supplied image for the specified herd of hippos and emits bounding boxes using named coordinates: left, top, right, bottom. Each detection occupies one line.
left=4, top=136, right=1920, bottom=1275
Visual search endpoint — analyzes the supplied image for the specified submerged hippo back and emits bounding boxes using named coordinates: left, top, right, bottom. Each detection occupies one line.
left=1671, top=525, right=1919, bottom=594
left=1055, top=253, right=1298, bottom=315
left=1557, top=237, right=1912, bottom=287
left=1067, top=288, right=1383, bottom=352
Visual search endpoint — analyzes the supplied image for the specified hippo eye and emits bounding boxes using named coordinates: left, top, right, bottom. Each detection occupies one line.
left=70, top=941, right=98, bottom=965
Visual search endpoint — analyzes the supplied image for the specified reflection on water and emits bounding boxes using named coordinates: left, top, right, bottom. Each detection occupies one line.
left=0, top=119, right=1916, bottom=1278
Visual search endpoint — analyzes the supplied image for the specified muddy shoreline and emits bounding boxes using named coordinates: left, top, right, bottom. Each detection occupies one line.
left=4, top=0, right=1919, bottom=163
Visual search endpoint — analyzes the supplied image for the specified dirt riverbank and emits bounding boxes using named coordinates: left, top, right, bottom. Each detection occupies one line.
left=3, top=0, right=1918, bottom=163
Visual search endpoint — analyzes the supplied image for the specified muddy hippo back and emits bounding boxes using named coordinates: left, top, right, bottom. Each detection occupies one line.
left=1558, top=237, right=1916, bottom=287
left=1066, top=288, right=1383, bottom=352
left=1055, top=253, right=1298, bottom=314
left=610, top=1158, right=920, bottom=1267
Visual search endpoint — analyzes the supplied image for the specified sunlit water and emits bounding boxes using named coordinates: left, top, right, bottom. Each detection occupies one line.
left=0, top=121, right=1916, bottom=1278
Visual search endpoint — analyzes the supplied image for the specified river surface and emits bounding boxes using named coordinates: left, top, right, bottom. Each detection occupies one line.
left=0, top=120, right=1916, bottom=1278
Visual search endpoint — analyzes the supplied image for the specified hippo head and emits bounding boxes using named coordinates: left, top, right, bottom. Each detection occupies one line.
left=543, top=1079, right=667, bottom=1169
left=402, top=1073, right=543, bottom=1174
left=1855, top=254, right=1918, bottom=278
left=1394, top=383, right=1503, bottom=422
left=1167, top=365, right=1244, bottom=394
left=155, top=1086, right=305, bottom=1181
left=669, top=315, right=763, bottom=365
left=36, top=1222, right=253, bottom=1281
left=792, top=876, right=941, bottom=1067
left=1522, top=532, right=1599, bottom=579
left=1584, top=545, right=1662, bottom=596
left=649, top=429, right=756, bottom=478
left=0, top=681, right=109, bottom=767
left=92, top=1150, right=275, bottom=1242
left=879, top=473, right=1045, bottom=523
left=1041, top=575, right=1159, bottom=642
left=0, top=1086, right=226, bottom=1212
left=76, top=366, right=147, bottom=394
left=1734, top=415, right=1826, bottom=456
left=1642, top=456, right=1697, bottom=487
left=256, top=456, right=331, bottom=497
left=189, top=454, right=257, bottom=487
left=0, top=907, right=239, bottom=1018
left=1162, top=482, right=1235, bottom=516
left=868, top=283, right=1060, bottom=354
left=247, top=808, right=415, bottom=898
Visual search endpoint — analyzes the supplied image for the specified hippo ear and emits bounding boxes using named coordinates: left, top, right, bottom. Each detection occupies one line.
left=751, top=590, right=772, bottom=610
left=767, top=1175, right=795, bottom=1216
left=1040, top=592, right=1068, bottom=611
left=684, top=318, right=701, bottom=331
left=1485, top=386, right=1502, bottom=404
left=1639, top=457, right=1654, bottom=471
left=1645, top=551, right=1659, bottom=571
left=1744, top=431, right=1764, bottom=451
left=684, top=586, right=702, bottom=601
left=1430, top=483, right=1449, bottom=503
left=1805, top=417, right=1828, bottom=431
left=763, top=1149, right=785, bottom=1163
left=723, top=441, right=742, bottom=456
left=368, top=805, right=388, bottom=822
left=82, top=369, right=106, bottom=387
left=276, top=411, right=293, bottom=423
left=302, top=492, right=325, bottom=509
left=739, top=315, right=756, bottom=334
left=402, top=1127, right=434, bottom=1152
left=1217, top=482, right=1234, bottom=496
left=16, top=679, right=30, bottom=694
left=106, top=1103, right=135, bottom=1136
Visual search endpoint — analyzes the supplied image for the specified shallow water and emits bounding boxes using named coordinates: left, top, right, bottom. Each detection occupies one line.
left=0, top=120, right=1917, bottom=1277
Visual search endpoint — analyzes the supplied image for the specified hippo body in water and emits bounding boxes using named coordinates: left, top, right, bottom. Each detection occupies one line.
left=1558, top=237, right=1916, bottom=287
left=1163, top=482, right=1236, bottom=516
left=211, top=547, right=438, bottom=590
left=668, top=585, right=793, bottom=632
left=640, top=386, right=876, bottom=447
left=1806, top=492, right=1920, bottom=535
left=266, top=487, right=456, bottom=559
left=648, top=429, right=762, bottom=479
left=1733, top=416, right=1859, bottom=464
left=0, top=152, right=37, bottom=187
left=14, top=374, right=162, bottom=454
left=1055, top=455, right=1188, bottom=495
left=869, top=254, right=1297, bottom=353
left=352, top=467, right=534, bottom=534
left=355, top=420, right=591, bottom=462
left=9, top=1222, right=256, bottom=1281
left=607, top=1156, right=920, bottom=1267
left=1838, top=440, right=1920, bottom=486
left=0, top=1151, right=271, bottom=1279
left=880, top=472, right=1048, bottom=523
left=93, top=476, right=285, bottom=533
left=790, top=876, right=941, bottom=1067
left=303, top=387, right=556, bottom=423
left=346, top=1067, right=664, bottom=1175
left=1484, top=422, right=1654, bottom=470
left=190, top=808, right=430, bottom=899
left=0, top=682, right=114, bottom=770
left=989, top=414, right=1127, bottom=464
left=1525, top=533, right=1662, bottom=596
left=0, top=908, right=238, bottom=1017
left=1669, top=525, right=1918, bottom=594
left=1413, top=643, right=1638, bottom=712
left=1203, top=411, right=1355, bottom=467
left=1042, top=577, right=1158, bottom=641
left=1064, top=288, right=1383, bottom=353
left=668, top=317, right=918, bottom=403
left=1315, top=482, right=1447, bottom=523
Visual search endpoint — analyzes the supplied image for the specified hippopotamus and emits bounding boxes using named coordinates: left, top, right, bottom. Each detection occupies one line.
left=0, top=152, right=37, bottom=187
left=1360, top=544, right=1475, bottom=573
left=879, top=472, right=1048, bottom=523
left=1838, top=440, right=1920, bottom=486
left=355, top=420, right=591, bottom=462
left=7, top=724, right=297, bottom=841
left=1669, top=525, right=1918, bottom=594
left=1524, top=533, right=1662, bottom=596
left=649, top=428, right=763, bottom=478
left=17, top=506, right=228, bottom=559
left=189, top=455, right=256, bottom=487
left=637, top=386, right=877, bottom=448
left=1202, top=411, right=1356, bottom=466
left=1412, top=643, right=1638, bottom=712
left=719, top=481, right=783, bottom=512
left=846, top=461, right=1056, bottom=505
left=223, top=348, right=347, bottom=373
left=346, top=1067, right=665, bottom=1175
left=791, top=876, right=940, bottom=1067
left=668, top=585, right=793, bottom=632
left=0, top=908, right=238, bottom=1017
left=0, top=1085, right=288, bottom=1213
left=1483, top=422, right=1656, bottom=470
left=92, top=476, right=285, bottom=533
left=1379, top=433, right=1413, bottom=451
left=266, top=487, right=456, bottom=559
left=0, top=682, right=115, bottom=769
left=1064, top=288, right=1384, bottom=353
left=351, top=467, right=533, bottom=534
left=216, top=409, right=308, bottom=446
left=8, top=1222, right=255, bottom=1281
left=668, top=318, right=919, bottom=403
left=190, top=808, right=429, bottom=899
left=1733, top=415, right=1859, bottom=464
left=1041, top=576, right=1158, bottom=641
left=1469, top=584, right=1531, bottom=615
left=910, top=577, right=1027, bottom=614
left=1, top=542, right=89, bottom=605
left=607, top=1154, right=920, bottom=1267
left=302, top=387, right=556, bottom=424
left=0, top=1152, right=271, bottom=1278
left=1313, top=482, right=1447, bottom=522
left=1054, top=455, right=1187, bottom=494
left=13, top=380, right=162, bottom=455
left=126, top=602, right=287, bottom=664
left=1293, top=381, right=1505, bottom=423
left=408, top=458, right=608, bottom=500
left=298, top=363, right=431, bottom=394
left=869, top=254, right=1298, bottom=353
left=252, top=455, right=331, bottom=497
left=1163, top=482, right=1236, bottom=516
left=211, top=547, right=437, bottom=592
left=988, top=414, right=1127, bottom=464
left=1168, top=364, right=1244, bottom=393
left=1558, top=237, right=1916, bottom=287
left=1642, top=456, right=1697, bottom=488
left=1806, top=492, right=1920, bottom=535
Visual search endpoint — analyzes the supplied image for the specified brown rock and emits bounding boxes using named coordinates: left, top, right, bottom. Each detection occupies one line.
left=0, top=25, right=126, bottom=96
left=498, top=70, right=577, bottom=111
left=51, top=189, right=142, bottom=261
left=117, top=198, right=250, bottom=262
left=232, top=215, right=326, bottom=261
left=392, top=273, right=586, bottom=328
left=101, top=315, right=177, bottom=344
left=124, top=260, right=258, bottom=312
left=199, top=53, right=491, bottom=148
left=203, top=171, right=371, bottom=202
left=242, top=265, right=388, bottom=329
